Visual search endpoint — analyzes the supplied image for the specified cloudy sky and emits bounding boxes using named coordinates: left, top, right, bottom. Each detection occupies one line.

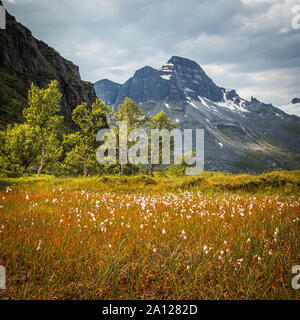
left=3, top=0, right=300, bottom=105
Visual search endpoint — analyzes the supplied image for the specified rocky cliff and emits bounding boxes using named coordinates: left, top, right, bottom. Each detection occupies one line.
left=0, top=2, right=96, bottom=128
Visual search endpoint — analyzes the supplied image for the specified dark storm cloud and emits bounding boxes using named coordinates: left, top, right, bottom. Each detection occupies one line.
left=3, top=0, right=300, bottom=105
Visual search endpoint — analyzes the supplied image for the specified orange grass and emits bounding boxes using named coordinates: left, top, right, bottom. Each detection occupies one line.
left=0, top=174, right=299, bottom=300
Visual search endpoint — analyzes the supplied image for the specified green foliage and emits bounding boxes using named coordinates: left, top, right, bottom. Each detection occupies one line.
left=111, top=97, right=149, bottom=175
left=63, top=99, right=107, bottom=177
left=0, top=67, right=27, bottom=129
left=0, top=170, right=299, bottom=196
left=103, top=163, right=120, bottom=175
left=23, top=80, right=64, bottom=176
left=168, top=164, right=186, bottom=176
left=168, top=151, right=197, bottom=176
left=115, top=97, right=147, bottom=128
left=0, top=123, right=39, bottom=174
left=0, top=81, right=193, bottom=178
left=149, top=110, right=177, bottom=175
left=24, top=80, right=62, bottom=129
left=151, top=110, right=177, bottom=131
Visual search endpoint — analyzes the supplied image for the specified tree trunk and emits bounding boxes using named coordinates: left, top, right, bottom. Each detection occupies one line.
left=37, top=157, right=44, bottom=177
left=22, top=165, right=28, bottom=175
left=84, top=157, right=88, bottom=178
left=37, top=140, right=45, bottom=177
left=150, top=164, right=154, bottom=177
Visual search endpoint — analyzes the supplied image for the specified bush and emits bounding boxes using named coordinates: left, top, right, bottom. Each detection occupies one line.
left=168, top=164, right=186, bottom=176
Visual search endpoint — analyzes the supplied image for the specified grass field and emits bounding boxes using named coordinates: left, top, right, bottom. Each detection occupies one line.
left=0, top=171, right=299, bottom=300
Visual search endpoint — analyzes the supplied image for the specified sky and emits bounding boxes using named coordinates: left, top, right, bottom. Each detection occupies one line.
left=3, top=0, right=300, bottom=106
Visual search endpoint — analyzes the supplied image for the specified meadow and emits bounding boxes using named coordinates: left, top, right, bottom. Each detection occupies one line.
left=0, top=171, right=299, bottom=300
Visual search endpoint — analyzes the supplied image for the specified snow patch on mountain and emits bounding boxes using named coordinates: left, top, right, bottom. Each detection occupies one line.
left=186, top=97, right=199, bottom=110
left=279, top=102, right=300, bottom=117
left=160, top=74, right=172, bottom=80
left=160, top=62, right=174, bottom=70
left=198, top=96, right=209, bottom=108
left=215, top=91, right=248, bottom=113
left=160, top=62, right=174, bottom=81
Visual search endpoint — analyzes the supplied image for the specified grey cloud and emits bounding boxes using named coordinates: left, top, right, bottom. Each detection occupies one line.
left=3, top=0, right=300, bottom=105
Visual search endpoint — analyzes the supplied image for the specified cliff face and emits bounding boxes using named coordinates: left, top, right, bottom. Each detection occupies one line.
left=0, top=4, right=96, bottom=128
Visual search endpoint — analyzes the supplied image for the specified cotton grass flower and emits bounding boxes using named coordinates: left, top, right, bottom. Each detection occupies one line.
left=36, top=240, right=42, bottom=251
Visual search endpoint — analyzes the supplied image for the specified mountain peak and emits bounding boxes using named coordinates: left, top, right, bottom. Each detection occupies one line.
left=159, top=56, right=224, bottom=102
left=251, top=96, right=261, bottom=105
left=94, top=79, right=121, bottom=105
left=133, top=66, right=157, bottom=78
left=168, top=56, right=198, bottom=66
left=162, top=56, right=205, bottom=73
left=95, top=79, right=120, bottom=86
left=291, top=98, right=300, bottom=104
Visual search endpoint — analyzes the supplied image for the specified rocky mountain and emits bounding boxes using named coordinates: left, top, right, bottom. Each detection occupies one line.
left=95, top=56, right=300, bottom=172
left=0, top=1, right=96, bottom=128
left=279, top=98, right=300, bottom=117
left=94, top=79, right=121, bottom=106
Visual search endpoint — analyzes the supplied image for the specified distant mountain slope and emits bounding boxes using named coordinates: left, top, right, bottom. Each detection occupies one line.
left=279, top=98, right=300, bottom=117
left=94, top=79, right=121, bottom=106
left=0, top=2, right=96, bottom=128
left=95, top=56, right=300, bottom=172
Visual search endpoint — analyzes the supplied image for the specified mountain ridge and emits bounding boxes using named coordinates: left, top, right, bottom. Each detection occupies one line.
left=94, top=56, right=300, bottom=172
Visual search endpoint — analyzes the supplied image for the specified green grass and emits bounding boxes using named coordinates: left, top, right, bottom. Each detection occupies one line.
left=1, top=170, right=299, bottom=195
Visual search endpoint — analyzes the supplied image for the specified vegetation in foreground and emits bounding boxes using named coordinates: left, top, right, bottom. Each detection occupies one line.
left=0, top=171, right=299, bottom=300
left=0, top=80, right=183, bottom=178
